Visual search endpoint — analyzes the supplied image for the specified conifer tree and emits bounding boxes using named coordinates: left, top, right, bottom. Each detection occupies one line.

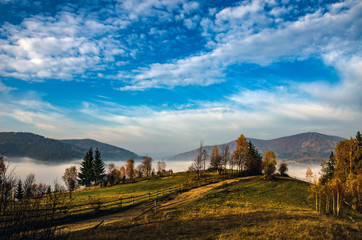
left=93, top=148, right=105, bottom=185
left=78, top=147, right=94, bottom=187
left=320, top=151, right=335, bottom=184
left=246, top=141, right=262, bottom=175
left=15, top=179, right=24, bottom=200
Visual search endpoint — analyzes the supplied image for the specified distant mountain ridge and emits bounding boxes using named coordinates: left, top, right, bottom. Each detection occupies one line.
left=0, top=132, right=141, bottom=162
left=168, top=132, right=345, bottom=164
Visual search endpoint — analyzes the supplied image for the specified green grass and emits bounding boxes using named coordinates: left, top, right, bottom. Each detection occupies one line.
left=67, top=176, right=361, bottom=240
left=67, top=172, right=192, bottom=205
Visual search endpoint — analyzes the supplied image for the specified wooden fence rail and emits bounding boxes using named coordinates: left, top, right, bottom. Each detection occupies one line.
left=0, top=175, right=224, bottom=225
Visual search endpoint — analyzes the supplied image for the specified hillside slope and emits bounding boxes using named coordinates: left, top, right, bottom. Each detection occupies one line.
left=0, top=132, right=141, bottom=162
left=60, top=139, right=141, bottom=160
left=168, top=132, right=344, bottom=163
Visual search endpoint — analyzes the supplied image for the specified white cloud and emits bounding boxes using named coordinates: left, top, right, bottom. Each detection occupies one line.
left=121, top=0, right=361, bottom=95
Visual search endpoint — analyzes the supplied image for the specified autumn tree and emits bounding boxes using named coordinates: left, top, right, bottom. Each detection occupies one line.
left=278, top=162, right=288, bottom=176
left=209, top=145, right=222, bottom=173
left=246, top=141, right=262, bottom=175
left=142, top=156, right=153, bottom=177
left=119, top=166, right=126, bottom=183
left=334, top=136, right=362, bottom=210
left=220, top=144, right=230, bottom=175
left=262, top=151, right=277, bottom=177
left=93, top=148, right=105, bottom=185
left=233, top=134, right=249, bottom=173
left=157, top=160, right=166, bottom=174
left=78, top=148, right=94, bottom=187
left=62, top=166, right=78, bottom=199
left=305, top=167, right=313, bottom=183
left=126, top=158, right=135, bottom=180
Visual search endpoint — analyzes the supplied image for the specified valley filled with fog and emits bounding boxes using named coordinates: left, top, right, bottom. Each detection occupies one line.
left=6, top=157, right=320, bottom=185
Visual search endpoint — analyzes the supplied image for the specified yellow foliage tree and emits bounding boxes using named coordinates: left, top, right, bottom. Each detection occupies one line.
left=262, top=151, right=277, bottom=177
left=233, top=134, right=249, bottom=173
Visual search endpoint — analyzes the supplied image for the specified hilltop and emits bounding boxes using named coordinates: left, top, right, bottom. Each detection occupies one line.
left=0, top=132, right=141, bottom=162
left=168, top=132, right=344, bottom=164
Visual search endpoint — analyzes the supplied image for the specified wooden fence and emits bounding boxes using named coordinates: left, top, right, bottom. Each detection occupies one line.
left=0, top=174, right=224, bottom=227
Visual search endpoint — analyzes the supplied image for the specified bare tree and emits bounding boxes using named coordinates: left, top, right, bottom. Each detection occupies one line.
left=0, top=154, right=16, bottom=215
left=62, top=166, right=78, bottom=199
left=193, top=140, right=207, bottom=178
left=220, top=144, right=230, bottom=175
left=157, top=160, right=166, bottom=174
left=23, top=173, right=36, bottom=198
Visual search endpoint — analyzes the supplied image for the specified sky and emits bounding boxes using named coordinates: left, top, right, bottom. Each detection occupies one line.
left=0, top=0, right=361, bottom=158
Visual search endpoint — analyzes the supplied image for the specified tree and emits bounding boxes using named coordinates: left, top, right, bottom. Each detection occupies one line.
left=0, top=154, right=16, bottom=213
left=305, top=167, right=313, bottom=183
left=233, top=134, right=249, bottom=173
left=262, top=151, right=277, bottom=177
left=24, top=173, right=35, bottom=198
left=78, top=148, right=95, bottom=187
left=157, top=160, right=166, bottom=174
left=142, top=156, right=153, bottom=177
left=246, top=141, right=262, bottom=175
left=15, top=179, right=24, bottom=200
left=220, top=144, right=230, bottom=175
left=62, top=166, right=78, bottom=199
left=334, top=137, right=362, bottom=210
left=356, top=131, right=362, bottom=148
left=278, top=162, right=288, bottom=176
left=126, top=158, right=135, bottom=180
left=119, top=166, right=126, bottom=183
left=209, top=145, right=222, bottom=173
left=320, top=151, right=335, bottom=184
left=193, top=140, right=207, bottom=178
left=93, top=148, right=105, bottom=185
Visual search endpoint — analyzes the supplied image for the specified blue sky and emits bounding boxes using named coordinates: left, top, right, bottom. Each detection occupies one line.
left=0, top=0, right=361, bottom=157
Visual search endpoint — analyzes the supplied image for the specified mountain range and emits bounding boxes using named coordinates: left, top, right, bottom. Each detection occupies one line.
left=0, top=132, right=141, bottom=162
left=167, top=132, right=344, bottom=164
left=0, top=132, right=345, bottom=164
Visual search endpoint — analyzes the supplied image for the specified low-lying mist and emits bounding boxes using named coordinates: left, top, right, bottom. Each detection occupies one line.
left=6, top=157, right=319, bottom=185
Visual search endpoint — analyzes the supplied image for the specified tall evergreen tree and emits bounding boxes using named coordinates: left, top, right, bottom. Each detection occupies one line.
left=320, top=151, right=335, bottom=184
left=93, top=148, right=105, bottom=185
left=356, top=131, right=362, bottom=148
left=246, top=141, right=262, bottom=175
left=78, top=147, right=95, bottom=187
left=15, top=179, right=24, bottom=200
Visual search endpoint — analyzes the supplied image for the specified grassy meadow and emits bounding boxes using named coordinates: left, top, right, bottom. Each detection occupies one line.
left=66, top=176, right=361, bottom=240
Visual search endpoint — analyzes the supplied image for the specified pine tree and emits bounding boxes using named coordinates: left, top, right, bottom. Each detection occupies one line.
left=320, top=151, right=335, bottom=184
left=15, top=179, right=24, bottom=200
left=93, top=148, right=105, bottom=185
left=78, top=147, right=95, bottom=187
left=246, top=141, right=262, bottom=175
left=356, top=131, right=362, bottom=148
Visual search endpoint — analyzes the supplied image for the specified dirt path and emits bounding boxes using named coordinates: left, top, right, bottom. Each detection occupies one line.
left=56, top=176, right=254, bottom=234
